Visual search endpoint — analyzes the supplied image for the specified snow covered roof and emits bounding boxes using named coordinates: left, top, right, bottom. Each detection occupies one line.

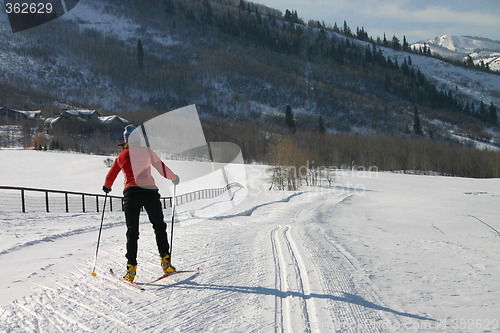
left=16, top=110, right=42, bottom=118
left=63, top=109, right=100, bottom=116
left=44, top=117, right=60, bottom=125
left=99, top=115, right=129, bottom=125
left=1, top=108, right=42, bottom=119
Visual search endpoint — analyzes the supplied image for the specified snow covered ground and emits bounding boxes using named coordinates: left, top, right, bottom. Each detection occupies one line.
left=1, top=149, right=499, bottom=332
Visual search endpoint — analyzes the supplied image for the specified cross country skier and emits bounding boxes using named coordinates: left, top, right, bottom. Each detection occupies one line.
left=102, top=124, right=180, bottom=282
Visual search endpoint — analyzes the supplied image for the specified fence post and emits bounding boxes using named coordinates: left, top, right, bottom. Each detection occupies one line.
left=45, top=191, right=49, bottom=212
left=21, top=189, right=26, bottom=213
left=82, top=194, right=86, bottom=213
left=65, top=193, right=69, bottom=213
left=96, top=195, right=99, bottom=212
left=109, top=197, right=113, bottom=212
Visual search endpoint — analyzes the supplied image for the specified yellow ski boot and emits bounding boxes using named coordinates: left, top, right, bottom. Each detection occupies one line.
left=160, top=254, right=176, bottom=275
left=123, top=264, right=137, bottom=282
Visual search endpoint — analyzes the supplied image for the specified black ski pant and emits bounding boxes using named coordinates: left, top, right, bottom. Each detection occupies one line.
left=123, top=188, right=169, bottom=266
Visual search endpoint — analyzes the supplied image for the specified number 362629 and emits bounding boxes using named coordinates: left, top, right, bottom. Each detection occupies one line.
left=5, top=2, right=54, bottom=14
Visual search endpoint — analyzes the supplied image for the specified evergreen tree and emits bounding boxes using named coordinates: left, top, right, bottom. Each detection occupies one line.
left=356, top=27, right=368, bottom=41
left=391, top=35, right=401, bottom=50
left=284, top=10, right=299, bottom=24
left=488, top=103, right=498, bottom=124
left=319, top=116, right=325, bottom=135
left=285, top=105, right=296, bottom=133
left=383, top=33, right=388, bottom=47
left=333, top=22, right=339, bottom=33
left=402, top=36, right=410, bottom=51
left=479, top=101, right=487, bottom=121
left=413, top=106, right=423, bottom=135
left=343, top=20, right=351, bottom=36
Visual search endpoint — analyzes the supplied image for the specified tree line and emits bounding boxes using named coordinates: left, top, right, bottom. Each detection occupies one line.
left=201, top=108, right=500, bottom=180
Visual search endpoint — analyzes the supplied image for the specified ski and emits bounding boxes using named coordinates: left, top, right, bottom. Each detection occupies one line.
left=109, top=269, right=145, bottom=291
left=149, top=267, right=200, bottom=283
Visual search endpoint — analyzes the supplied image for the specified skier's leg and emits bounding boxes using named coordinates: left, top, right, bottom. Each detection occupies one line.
left=144, top=191, right=176, bottom=273
left=143, top=190, right=169, bottom=256
left=123, top=192, right=141, bottom=266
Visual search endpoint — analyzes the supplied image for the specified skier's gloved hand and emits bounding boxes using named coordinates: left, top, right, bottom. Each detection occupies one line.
left=172, top=175, right=180, bottom=186
left=102, top=186, right=111, bottom=193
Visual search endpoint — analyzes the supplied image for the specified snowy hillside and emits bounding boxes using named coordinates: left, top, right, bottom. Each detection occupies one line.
left=382, top=41, right=500, bottom=107
left=1, top=149, right=499, bottom=332
left=1, top=0, right=499, bottom=127
left=412, top=35, right=500, bottom=72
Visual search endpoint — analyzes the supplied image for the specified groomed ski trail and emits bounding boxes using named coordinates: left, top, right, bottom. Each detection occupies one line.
left=263, top=192, right=402, bottom=332
left=271, top=224, right=318, bottom=332
left=0, top=189, right=434, bottom=332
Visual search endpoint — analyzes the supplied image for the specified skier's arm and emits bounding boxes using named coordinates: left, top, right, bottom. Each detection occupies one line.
left=149, top=150, right=177, bottom=181
left=103, top=157, right=121, bottom=190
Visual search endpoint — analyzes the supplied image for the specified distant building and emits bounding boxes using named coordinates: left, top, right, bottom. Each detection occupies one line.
left=99, top=115, right=130, bottom=141
left=44, top=109, right=100, bottom=133
left=44, top=109, right=129, bottom=138
left=99, top=115, right=129, bottom=132
left=0, top=107, right=42, bottom=123
left=60, top=109, right=101, bottom=125
left=1, top=106, right=129, bottom=139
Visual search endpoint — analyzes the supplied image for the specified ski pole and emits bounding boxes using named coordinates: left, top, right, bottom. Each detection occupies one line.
left=169, top=184, right=176, bottom=258
left=91, top=192, right=108, bottom=276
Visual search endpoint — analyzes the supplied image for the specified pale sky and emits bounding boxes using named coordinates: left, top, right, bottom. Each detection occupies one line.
left=251, top=0, right=500, bottom=43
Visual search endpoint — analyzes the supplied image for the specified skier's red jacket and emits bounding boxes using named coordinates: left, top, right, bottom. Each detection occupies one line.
left=104, top=147, right=176, bottom=191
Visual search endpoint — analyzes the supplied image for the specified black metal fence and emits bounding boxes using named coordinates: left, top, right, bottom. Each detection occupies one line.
left=0, top=183, right=243, bottom=213
left=173, top=183, right=242, bottom=206
left=0, top=186, right=123, bottom=213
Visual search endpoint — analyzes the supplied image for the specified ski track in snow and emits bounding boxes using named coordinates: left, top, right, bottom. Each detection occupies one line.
left=267, top=193, right=400, bottom=332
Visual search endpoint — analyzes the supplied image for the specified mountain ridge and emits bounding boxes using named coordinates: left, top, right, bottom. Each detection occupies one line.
left=411, top=34, right=500, bottom=71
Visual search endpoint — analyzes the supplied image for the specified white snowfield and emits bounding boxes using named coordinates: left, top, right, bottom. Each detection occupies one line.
left=0, top=149, right=499, bottom=332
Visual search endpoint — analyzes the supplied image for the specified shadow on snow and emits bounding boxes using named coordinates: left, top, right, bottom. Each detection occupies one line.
left=162, top=279, right=436, bottom=322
